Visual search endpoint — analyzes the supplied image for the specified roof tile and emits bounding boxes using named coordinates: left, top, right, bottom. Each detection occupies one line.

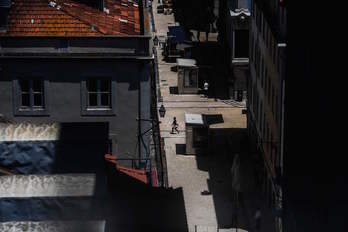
left=1, top=0, right=141, bottom=36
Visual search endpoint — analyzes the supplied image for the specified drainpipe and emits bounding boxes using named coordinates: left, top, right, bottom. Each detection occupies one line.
left=278, top=42, right=286, bottom=232
left=139, top=0, right=145, bottom=35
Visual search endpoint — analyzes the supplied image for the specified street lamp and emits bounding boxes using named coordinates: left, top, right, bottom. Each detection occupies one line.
left=159, top=104, right=166, bottom=118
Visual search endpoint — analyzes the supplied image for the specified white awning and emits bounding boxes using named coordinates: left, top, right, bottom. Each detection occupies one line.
left=185, top=113, right=204, bottom=125
left=177, top=58, right=197, bottom=67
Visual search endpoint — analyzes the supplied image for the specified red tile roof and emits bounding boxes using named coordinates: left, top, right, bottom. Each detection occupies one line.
left=1, top=0, right=140, bottom=36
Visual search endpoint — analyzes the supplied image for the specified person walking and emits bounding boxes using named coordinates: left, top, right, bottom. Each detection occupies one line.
left=203, top=81, right=209, bottom=98
left=254, top=207, right=262, bottom=232
left=171, top=117, right=179, bottom=134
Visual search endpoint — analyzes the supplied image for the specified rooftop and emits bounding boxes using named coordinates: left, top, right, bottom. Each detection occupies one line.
left=0, top=0, right=140, bottom=36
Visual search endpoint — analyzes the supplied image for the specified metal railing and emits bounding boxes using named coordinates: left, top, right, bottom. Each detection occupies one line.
left=150, top=50, right=168, bottom=188
left=148, top=2, right=167, bottom=187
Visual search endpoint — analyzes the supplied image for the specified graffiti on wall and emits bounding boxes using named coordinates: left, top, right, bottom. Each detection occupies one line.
left=0, top=122, right=60, bottom=142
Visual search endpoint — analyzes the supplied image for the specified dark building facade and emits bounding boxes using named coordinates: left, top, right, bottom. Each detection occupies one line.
left=0, top=0, right=153, bottom=160
left=248, top=1, right=345, bottom=231
left=248, top=0, right=286, bottom=231
left=282, top=1, right=344, bottom=231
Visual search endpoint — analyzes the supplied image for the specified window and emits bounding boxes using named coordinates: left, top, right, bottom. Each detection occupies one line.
left=263, top=112, right=266, bottom=138
left=265, top=74, right=268, bottom=98
left=270, top=133, right=273, bottom=162
left=272, top=86, right=275, bottom=114
left=81, top=79, right=115, bottom=116
left=19, top=80, right=44, bottom=109
left=268, top=80, right=271, bottom=103
left=256, top=92, right=259, bottom=121
left=87, top=80, right=111, bottom=108
left=250, top=35, right=254, bottom=62
left=275, top=96, right=279, bottom=122
left=266, top=125, right=270, bottom=151
left=283, top=9, right=286, bottom=24
left=260, top=66, right=264, bottom=89
left=14, top=79, right=49, bottom=116
left=260, top=56, right=264, bottom=82
left=273, top=43, right=277, bottom=64
left=277, top=51, right=281, bottom=73
left=263, top=67, right=268, bottom=89
left=252, top=0, right=255, bottom=19
left=259, top=101, right=263, bottom=131
left=262, top=16, right=266, bottom=40
left=260, top=15, right=263, bottom=35
left=257, top=47, right=261, bottom=79
left=265, top=25, right=268, bottom=48
left=270, top=37, right=273, bottom=60
left=234, top=30, right=249, bottom=58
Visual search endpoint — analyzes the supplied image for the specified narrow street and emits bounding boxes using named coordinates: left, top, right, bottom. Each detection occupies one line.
left=151, top=2, right=248, bottom=231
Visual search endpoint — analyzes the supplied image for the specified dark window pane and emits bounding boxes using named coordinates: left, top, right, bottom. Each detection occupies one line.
left=100, top=80, right=110, bottom=92
left=101, top=93, right=110, bottom=107
left=21, top=93, right=30, bottom=107
left=34, top=93, right=43, bottom=107
left=235, top=30, right=249, bottom=58
left=33, top=80, right=43, bottom=92
left=88, top=93, right=98, bottom=106
left=19, top=80, right=30, bottom=92
left=87, top=80, right=98, bottom=92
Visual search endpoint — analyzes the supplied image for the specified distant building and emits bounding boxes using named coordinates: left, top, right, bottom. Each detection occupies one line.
left=247, top=0, right=286, bottom=231
left=0, top=0, right=153, bottom=161
left=225, top=0, right=250, bottom=101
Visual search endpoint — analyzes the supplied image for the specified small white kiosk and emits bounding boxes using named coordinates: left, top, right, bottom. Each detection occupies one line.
left=177, top=59, right=199, bottom=94
left=185, top=113, right=208, bottom=155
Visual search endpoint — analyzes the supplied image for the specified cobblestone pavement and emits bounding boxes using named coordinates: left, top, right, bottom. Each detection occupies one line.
left=152, top=2, right=248, bottom=232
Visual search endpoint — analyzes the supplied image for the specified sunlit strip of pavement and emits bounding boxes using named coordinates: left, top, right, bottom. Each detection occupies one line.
left=0, top=220, right=105, bottom=232
left=0, top=174, right=96, bottom=198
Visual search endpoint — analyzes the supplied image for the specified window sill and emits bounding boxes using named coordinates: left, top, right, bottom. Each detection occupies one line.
left=81, top=108, right=115, bottom=116
left=14, top=108, right=49, bottom=116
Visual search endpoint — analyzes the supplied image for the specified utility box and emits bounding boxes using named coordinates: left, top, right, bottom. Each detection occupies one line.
left=177, top=59, right=199, bottom=94
left=185, top=113, right=208, bottom=155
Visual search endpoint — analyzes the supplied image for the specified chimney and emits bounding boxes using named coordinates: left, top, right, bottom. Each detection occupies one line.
left=0, top=0, right=11, bottom=32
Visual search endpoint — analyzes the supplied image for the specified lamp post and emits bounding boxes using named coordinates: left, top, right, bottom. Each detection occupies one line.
left=159, top=104, right=166, bottom=118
